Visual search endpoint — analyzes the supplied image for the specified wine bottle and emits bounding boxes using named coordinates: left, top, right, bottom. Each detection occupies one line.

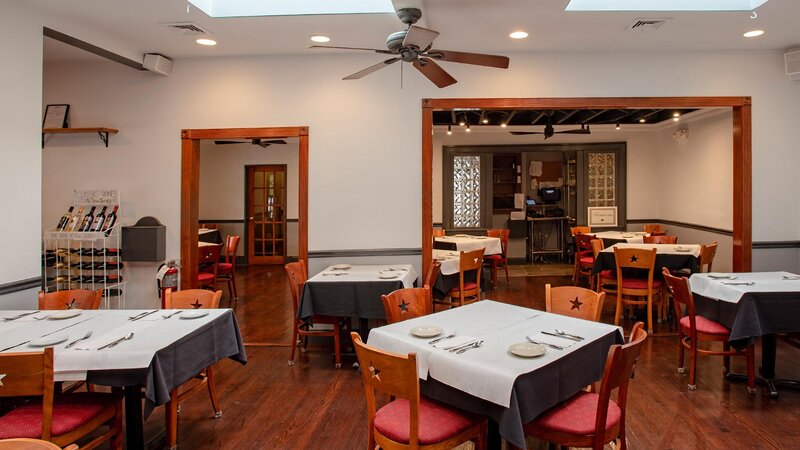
left=90, top=206, right=107, bottom=232
left=56, top=206, right=74, bottom=230
left=79, top=207, right=96, bottom=232
left=66, top=207, right=84, bottom=231
left=101, top=205, right=119, bottom=232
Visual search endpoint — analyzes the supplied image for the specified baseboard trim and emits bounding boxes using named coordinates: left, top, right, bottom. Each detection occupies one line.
left=627, top=219, right=732, bottom=236
left=309, top=248, right=422, bottom=258
left=0, top=277, right=42, bottom=296
left=752, top=241, right=800, bottom=249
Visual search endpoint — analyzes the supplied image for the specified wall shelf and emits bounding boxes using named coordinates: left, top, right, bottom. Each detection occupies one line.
left=42, top=127, right=119, bottom=148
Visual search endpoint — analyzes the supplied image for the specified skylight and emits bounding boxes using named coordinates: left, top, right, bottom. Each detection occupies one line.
left=565, top=0, right=769, bottom=11
left=187, top=0, right=394, bottom=18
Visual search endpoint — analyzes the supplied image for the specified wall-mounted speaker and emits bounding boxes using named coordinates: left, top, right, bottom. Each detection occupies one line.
left=785, top=49, right=800, bottom=80
left=143, top=53, right=173, bottom=76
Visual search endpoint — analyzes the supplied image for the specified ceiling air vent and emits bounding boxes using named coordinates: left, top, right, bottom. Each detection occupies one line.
left=626, top=18, right=671, bottom=32
left=162, top=22, right=211, bottom=36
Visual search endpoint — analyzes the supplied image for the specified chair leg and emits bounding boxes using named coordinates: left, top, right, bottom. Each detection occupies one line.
left=491, top=262, right=498, bottom=288
left=746, top=344, right=756, bottom=394
left=111, top=389, right=124, bottom=450
left=677, top=332, right=686, bottom=374
left=722, top=342, right=731, bottom=374
left=206, top=366, right=222, bottom=418
left=688, top=341, right=698, bottom=390
left=166, top=388, right=179, bottom=450
left=333, top=322, right=342, bottom=369
left=289, top=326, right=299, bottom=366
left=646, top=294, right=654, bottom=334
left=477, top=420, right=488, bottom=450
left=503, top=263, right=509, bottom=283
left=572, top=260, right=579, bottom=285
left=614, top=293, right=623, bottom=326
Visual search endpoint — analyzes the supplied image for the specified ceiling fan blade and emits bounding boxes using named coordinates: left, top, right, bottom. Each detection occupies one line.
left=309, top=45, right=396, bottom=55
left=413, top=58, right=457, bottom=88
left=428, top=49, right=510, bottom=69
left=214, top=140, right=245, bottom=145
left=509, top=131, right=544, bottom=136
left=262, top=139, right=287, bottom=145
left=344, top=58, right=401, bottom=80
left=403, top=25, right=439, bottom=50
left=557, top=129, right=592, bottom=134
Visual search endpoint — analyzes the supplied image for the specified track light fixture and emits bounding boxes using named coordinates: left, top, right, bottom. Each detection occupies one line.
left=615, top=123, right=621, bottom=130
left=465, top=123, right=471, bottom=132
left=447, top=124, right=452, bottom=135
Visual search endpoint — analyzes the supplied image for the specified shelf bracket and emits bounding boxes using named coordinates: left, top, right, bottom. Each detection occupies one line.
left=98, top=131, right=110, bottom=147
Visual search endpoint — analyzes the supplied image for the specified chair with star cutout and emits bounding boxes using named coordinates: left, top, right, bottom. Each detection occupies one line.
left=38, top=289, right=102, bottom=310
left=163, top=288, right=223, bottom=449
left=197, top=243, right=222, bottom=290
left=382, top=287, right=432, bottom=324
left=546, top=284, right=605, bottom=322
left=642, top=235, right=678, bottom=245
left=350, top=332, right=487, bottom=450
left=433, top=248, right=485, bottom=310
left=573, top=233, right=596, bottom=287
left=613, top=247, right=664, bottom=333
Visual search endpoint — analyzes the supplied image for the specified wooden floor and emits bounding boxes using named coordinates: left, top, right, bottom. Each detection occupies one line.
left=141, top=265, right=800, bottom=449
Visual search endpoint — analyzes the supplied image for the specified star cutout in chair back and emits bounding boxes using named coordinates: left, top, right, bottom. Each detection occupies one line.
left=368, top=362, right=381, bottom=382
left=190, top=299, right=203, bottom=309
left=0, top=374, right=5, bottom=387
left=65, top=298, right=77, bottom=309
left=570, top=297, right=583, bottom=311
left=398, top=299, right=410, bottom=313
left=630, top=254, right=639, bottom=263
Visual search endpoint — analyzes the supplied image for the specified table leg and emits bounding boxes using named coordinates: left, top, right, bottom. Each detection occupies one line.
left=124, top=385, right=144, bottom=450
left=725, top=334, right=800, bottom=397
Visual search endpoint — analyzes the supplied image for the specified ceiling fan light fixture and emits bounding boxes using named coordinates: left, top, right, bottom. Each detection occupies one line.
left=309, top=35, right=331, bottom=43
left=195, top=38, right=217, bottom=46
left=509, top=31, right=529, bottom=39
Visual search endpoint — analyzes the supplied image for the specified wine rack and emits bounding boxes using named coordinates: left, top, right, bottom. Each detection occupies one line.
left=42, top=190, right=125, bottom=308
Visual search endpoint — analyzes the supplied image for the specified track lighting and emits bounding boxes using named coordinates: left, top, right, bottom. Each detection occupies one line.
left=465, top=123, right=471, bottom=132
left=615, top=123, right=621, bottom=130
left=447, top=124, right=452, bottom=135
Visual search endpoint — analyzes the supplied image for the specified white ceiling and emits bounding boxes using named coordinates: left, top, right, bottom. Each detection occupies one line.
left=29, top=0, right=800, bottom=62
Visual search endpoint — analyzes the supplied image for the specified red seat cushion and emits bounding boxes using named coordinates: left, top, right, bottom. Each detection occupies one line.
left=484, top=255, right=504, bottom=262
left=374, top=398, right=481, bottom=445
left=197, top=272, right=215, bottom=282
left=0, top=393, right=116, bottom=439
left=577, top=250, right=593, bottom=257
left=680, top=315, right=731, bottom=335
left=619, top=277, right=662, bottom=290
left=217, top=262, right=233, bottom=274
left=528, top=391, right=621, bottom=436
left=447, top=282, right=478, bottom=294
left=600, top=270, right=616, bottom=280
left=579, top=256, right=594, bottom=265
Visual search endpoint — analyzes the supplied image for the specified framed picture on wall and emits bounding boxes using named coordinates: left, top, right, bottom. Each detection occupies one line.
left=43, top=104, right=70, bottom=129
left=588, top=206, right=618, bottom=228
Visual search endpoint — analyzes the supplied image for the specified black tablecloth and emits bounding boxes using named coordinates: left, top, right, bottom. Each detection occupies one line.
left=592, top=251, right=699, bottom=275
left=199, top=229, right=223, bottom=244
left=420, top=329, right=624, bottom=448
left=299, top=280, right=407, bottom=321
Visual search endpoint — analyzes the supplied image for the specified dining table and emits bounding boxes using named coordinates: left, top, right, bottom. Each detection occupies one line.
left=198, top=227, right=223, bottom=244
left=367, top=300, right=623, bottom=449
left=689, top=271, right=800, bottom=397
left=0, top=308, right=246, bottom=449
left=434, top=234, right=502, bottom=256
left=592, top=230, right=650, bottom=244
left=431, top=249, right=489, bottom=298
left=592, top=243, right=701, bottom=275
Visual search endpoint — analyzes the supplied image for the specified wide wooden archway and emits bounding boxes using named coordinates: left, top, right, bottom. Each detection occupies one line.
left=421, top=97, right=751, bottom=277
left=180, top=126, right=309, bottom=289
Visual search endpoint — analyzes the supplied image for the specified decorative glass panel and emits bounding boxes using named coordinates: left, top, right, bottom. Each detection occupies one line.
left=588, top=153, right=616, bottom=207
left=452, top=155, right=481, bottom=227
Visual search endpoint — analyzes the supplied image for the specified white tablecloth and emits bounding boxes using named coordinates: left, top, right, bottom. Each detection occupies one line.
left=689, top=271, right=800, bottom=304
left=432, top=249, right=461, bottom=276
left=601, top=242, right=701, bottom=258
left=310, top=264, right=417, bottom=288
left=592, top=231, right=649, bottom=243
left=367, top=300, right=622, bottom=407
left=435, top=235, right=502, bottom=256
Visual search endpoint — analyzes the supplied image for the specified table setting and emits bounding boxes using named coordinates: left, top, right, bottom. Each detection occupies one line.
left=434, top=234, right=502, bottom=255
left=593, top=242, right=701, bottom=275
left=592, top=230, right=650, bottom=244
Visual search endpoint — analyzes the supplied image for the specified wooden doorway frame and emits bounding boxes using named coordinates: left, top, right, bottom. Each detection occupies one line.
left=180, top=127, right=308, bottom=289
left=422, top=97, right=751, bottom=277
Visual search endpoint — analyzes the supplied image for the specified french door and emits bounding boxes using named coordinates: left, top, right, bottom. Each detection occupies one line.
left=246, top=165, right=287, bottom=265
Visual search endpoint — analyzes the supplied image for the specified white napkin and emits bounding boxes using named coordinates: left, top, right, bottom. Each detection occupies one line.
left=433, top=335, right=477, bottom=350
left=527, top=333, right=576, bottom=348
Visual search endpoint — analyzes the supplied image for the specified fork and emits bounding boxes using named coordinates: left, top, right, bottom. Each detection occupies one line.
left=428, top=331, right=457, bottom=345
left=526, top=336, right=565, bottom=350
left=66, top=331, right=93, bottom=349
left=162, top=310, right=183, bottom=319
left=456, top=340, right=484, bottom=354
left=554, top=329, right=584, bottom=341
left=98, top=332, right=134, bottom=350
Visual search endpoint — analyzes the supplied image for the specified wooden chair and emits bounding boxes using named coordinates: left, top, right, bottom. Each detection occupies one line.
left=433, top=248, right=485, bottom=310
left=592, top=239, right=616, bottom=295
left=699, top=242, right=718, bottom=272
left=0, top=348, right=122, bottom=450
left=643, top=224, right=664, bottom=234
left=163, top=289, right=224, bottom=448
left=0, top=439, right=77, bottom=450
left=351, top=332, right=487, bottom=450
left=649, top=230, right=668, bottom=236
left=432, top=228, right=446, bottom=238
left=216, top=235, right=241, bottom=307
left=661, top=269, right=755, bottom=393
left=613, top=247, right=664, bottom=333
left=424, top=260, right=441, bottom=289
left=484, top=229, right=510, bottom=286
left=38, top=289, right=102, bottom=310
left=570, top=226, right=592, bottom=236
left=202, top=223, right=219, bottom=229
left=522, top=323, right=647, bottom=450
left=643, top=235, right=678, bottom=244
left=285, top=261, right=346, bottom=368
left=546, top=284, right=605, bottom=322
left=197, top=244, right=222, bottom=289
left=382, top=287, right=432, bottom=324
left=573, top=233, right=596, bottom=287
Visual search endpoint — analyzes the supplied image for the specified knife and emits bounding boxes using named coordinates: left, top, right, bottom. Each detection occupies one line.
left=129, top=310, right=158, bottom=321
left=3, top=311, right=40, bottom=322
left=541, top=331, right=582, bottom=342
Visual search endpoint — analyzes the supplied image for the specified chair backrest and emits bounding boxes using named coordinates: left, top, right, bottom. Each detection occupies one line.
left=643, top=224, right=663, bottom=234
left=649, top=230, right=668, bottom=236
left=164, top=288, right=222, bottom=309
left=198, top=244, right=222, bottom=278
left=574, top=233, right=595, bottom=254
left=381, top=287, right=432, bottom=324
left=424, top=260, right=442, bottom=289
left=224, top=235, right=241, bottom=265
left=459, top=248, right=485, bottom=292
left=661, top=268, right=697, bottom=326
left=351, top=332, right=422, bottom=447
left=643, top=235, right=678, bottom=244
left=487, top=228, right=510, bottom=259
left=38, top=289, right=102, bottom=310
left=614, top=247, right=657, bottom=290
left=571, top=226, right=592, bottom=236
left=284, top=261, right=308, bottom=316
left=593, top=322, right=648, bottom=450
left=601, top=238, right=626, bottom=249
left=590, top=239, right=603, bottom=258
left=432, top=228, right=446, bottom=238
left=0, top=348, right=55, bottom=439
left=699, top=242, right=718, bottom=272
left=202, top=223, right=219, bottom=229
left=545, top=284, right=605, bottom=322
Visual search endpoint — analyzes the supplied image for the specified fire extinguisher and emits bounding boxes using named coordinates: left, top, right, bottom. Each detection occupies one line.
left=157, top=260, right=180, bottom=308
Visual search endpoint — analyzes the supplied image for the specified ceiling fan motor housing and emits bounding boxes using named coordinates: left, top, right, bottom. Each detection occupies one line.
left=387, top=31, right=407, bottom=51
left=396, top=8, right=422, bottom=25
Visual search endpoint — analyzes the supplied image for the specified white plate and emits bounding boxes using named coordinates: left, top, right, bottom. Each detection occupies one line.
left=708, top=273, right=733, bottom=279
left=180, top=311, right=210, bottom=319
left=332, top=264, right=351, bottom=270
left=509, top=342, right=546, bottom=358
left=29, top=335, right=69, bottom=347
left=410, top=325, right=443, bottom=338
left=621, top=234, right=635, bottom=238
left=47, top=310, right=82, bottom=320
left=378, top=273, right=399, bottom=279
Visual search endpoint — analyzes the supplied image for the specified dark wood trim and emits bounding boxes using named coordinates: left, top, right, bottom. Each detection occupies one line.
left=627, top=219, right=733, bottom=236
left=752, top=241, right=800, bottom=249
left=422, top=96, right=752, bottom=274
left=181, top=127, right=309, bottom=289
left=44, top=27, right=145, bottom=70
left=309, top=248, right=422, bottom=258
left=0, top=277, right=42, bottom=296
left=199, top=218, right=299, bottom=223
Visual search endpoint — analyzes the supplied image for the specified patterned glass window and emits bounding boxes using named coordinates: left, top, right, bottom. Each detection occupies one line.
left=588, top=153, right=616, bottom=207
left=452, top=155, right=481, bottom=227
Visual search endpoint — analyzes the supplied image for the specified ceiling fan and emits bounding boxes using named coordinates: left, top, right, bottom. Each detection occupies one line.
left=509, top=116, right=592, bottom=140
left=214, top=139, right=288, bottom=148
left=309, top=7, right=509, bottom=88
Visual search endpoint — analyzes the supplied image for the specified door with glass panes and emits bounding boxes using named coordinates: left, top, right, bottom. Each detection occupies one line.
left=246, top=165, right=287, bottom=265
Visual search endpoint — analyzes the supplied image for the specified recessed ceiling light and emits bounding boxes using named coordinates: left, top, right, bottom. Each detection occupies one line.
left=195, top=38, right=217, bottom=46
left=509, top=31, right=529, bottom=39
left=310, top=35, right=331, bottom=43
left=743, top=30, right=765, bottom=38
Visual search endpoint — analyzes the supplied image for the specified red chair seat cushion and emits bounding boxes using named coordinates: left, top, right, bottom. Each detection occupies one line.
left=197, top=272, right=215, bottom=282
left=217, top=262, right=233, bottom=274
left=528, top=391, right=621, bottom=436
left=374, top=398, right=481, bottom=445
left=0, top=393, right=116, bottom=439
left=680, top=315, right=730, bottom=335
left=447, top=282, right=478, bottom=294
left=600, top=270, right=616, bottom=280
left=619, top=277, right=662, bottom=290
left=579, top=256, right=594, bottom=265
left=484, top=255, right=504, bottom=262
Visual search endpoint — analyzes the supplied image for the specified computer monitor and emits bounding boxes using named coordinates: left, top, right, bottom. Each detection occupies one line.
left=525, top=199, right=536, bottom=206
left=540, top=187, right=561, bottom=203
